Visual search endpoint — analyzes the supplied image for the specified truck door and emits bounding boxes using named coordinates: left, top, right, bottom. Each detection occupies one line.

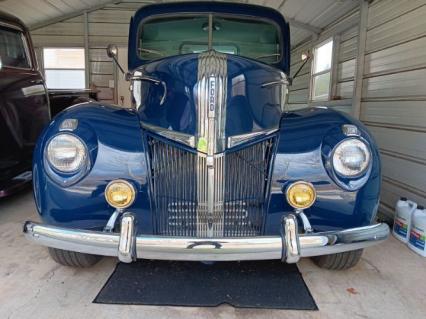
left=0, top=23, right=49, bottom=179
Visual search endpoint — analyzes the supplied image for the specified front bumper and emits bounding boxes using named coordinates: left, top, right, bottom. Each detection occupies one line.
left=23, top=213, right=389, bottom=263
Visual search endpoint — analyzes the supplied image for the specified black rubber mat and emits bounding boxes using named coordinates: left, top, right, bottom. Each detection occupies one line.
left=94, top=260, right=317, bottom=310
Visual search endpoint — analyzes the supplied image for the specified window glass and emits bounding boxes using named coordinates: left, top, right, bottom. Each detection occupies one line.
left=43, top=48, right=85, bottom=69
left=313, top=40, right=333, bottom=73
left=212, top=17, right=280, bottom=63
left=45, top=70, right=85, bottom=89
left=312, top=72, right=330, bottom=101
left=139, top=16, right=209, bottom=60
left=0, top=26, right=30, bottom=68
left=138, top=15, right=281, bottom=64
left=311, top=39, right=333, bottom=101
left=43, top=48, right=85, bottom=89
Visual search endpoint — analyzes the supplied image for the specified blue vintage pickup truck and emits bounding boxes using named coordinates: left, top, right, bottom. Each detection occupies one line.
left=24, top=2, right=389, bottom=270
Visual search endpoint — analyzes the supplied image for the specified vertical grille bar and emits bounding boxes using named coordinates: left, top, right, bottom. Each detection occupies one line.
left=147, top=135, right=275, bottom=238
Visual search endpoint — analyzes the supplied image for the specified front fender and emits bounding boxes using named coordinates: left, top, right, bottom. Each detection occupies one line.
left=33, top=102, right=153, bottom=232
left=265, top=107, right=381, bottom=234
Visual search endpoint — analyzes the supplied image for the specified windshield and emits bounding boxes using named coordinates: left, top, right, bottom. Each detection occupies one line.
left=138, top=14, right=281, bottom=64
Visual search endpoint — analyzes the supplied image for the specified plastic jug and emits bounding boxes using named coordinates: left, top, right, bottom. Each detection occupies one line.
left=408, top=206, right=426, bottom=257
left=393, top=197, right=417, bottom=243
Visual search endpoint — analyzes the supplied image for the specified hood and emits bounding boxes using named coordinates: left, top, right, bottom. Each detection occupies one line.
left=134, top=50, right=287, bottom=153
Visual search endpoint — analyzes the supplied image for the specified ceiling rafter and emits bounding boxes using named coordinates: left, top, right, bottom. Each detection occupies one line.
left=275, top=0, right=322, bottom=35
left=29, top=0, right=122, bottom=30
left=286, top=18, right=322, bottom=35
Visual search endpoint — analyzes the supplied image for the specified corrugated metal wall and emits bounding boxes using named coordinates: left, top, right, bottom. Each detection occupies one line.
left=362, top=0, right=426, bottom=217
left=287, top=8, right=359, bottom=113
left=287, top=0, right=426, bottom=218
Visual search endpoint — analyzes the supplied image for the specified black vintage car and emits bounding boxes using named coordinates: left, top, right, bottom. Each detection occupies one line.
left=0, top=11, right=96, bottom=198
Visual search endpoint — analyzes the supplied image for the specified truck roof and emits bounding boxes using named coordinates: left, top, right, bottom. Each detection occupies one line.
left=0, top=11, right=27, bottom=30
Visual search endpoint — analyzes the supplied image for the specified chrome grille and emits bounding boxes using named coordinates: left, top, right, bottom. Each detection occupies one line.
left=147, top=135, right=276, bottom=237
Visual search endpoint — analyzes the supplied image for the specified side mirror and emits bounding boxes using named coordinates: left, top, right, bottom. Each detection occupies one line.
left=0, top=56, right=3, bottom=71
left=289, top=51, right=312, bottom=86
left=106, top=44, right=118, bottom=59
left=301, top=52, right=310, bottom=62
left=106, top=44, right=125, bottom=75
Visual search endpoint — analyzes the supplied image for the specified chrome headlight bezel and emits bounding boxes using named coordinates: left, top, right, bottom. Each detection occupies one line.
left=331, top=138, right=372, bottom=180
left=45, top=133, right=88, bottom=174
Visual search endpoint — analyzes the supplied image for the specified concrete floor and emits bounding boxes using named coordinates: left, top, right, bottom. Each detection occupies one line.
left=1, top=189, right=425, bottom=319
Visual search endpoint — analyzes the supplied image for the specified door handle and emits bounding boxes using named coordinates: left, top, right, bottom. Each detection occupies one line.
left=30, top=79, right=43, bottom=84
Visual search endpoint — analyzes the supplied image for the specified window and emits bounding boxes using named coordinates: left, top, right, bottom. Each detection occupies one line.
left=0, top=26, right=31, bottom=69
left=310, top=39, right=333, bottom=101
left=138, top=15, right=281, bottom=64
left=43, top=48, right=85, bottom=89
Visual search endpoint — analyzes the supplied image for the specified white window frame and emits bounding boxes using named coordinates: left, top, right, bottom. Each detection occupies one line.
left=309, top=38, right=334, bottom=102
left=42, top=47, right=86, bottom=89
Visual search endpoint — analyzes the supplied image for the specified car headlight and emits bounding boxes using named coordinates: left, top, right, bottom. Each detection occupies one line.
left=332, top=138, right=371, bottom=177
left=46, top=134, right=88, bottom=173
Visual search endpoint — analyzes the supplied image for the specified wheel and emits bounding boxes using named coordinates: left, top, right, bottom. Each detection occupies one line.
left=311, top=249, right=363, bottom=270
left=48, top=248, right=101, bottom=267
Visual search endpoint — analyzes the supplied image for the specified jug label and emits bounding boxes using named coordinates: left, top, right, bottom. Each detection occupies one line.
left=409, top=228, right=425, bottom=250
left=394, top=218, right=408, bottom=237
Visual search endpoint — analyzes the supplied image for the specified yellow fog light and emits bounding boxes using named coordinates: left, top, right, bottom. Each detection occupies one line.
left=105, top=180, right=136, bottom=209
left=286, top=181, right=316, bottom=209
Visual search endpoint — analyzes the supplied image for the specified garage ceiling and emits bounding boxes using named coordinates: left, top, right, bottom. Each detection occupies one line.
left=0, top=0, right=360, bottom=47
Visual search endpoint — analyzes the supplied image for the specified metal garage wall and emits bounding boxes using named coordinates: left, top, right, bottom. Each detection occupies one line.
left=361, top=0, right=426, bottom=218
left=287, top=9, right=359, bottom=114
left=30, top=2, right=139, bottom=104
left=288, top=0, right=426, bottom=219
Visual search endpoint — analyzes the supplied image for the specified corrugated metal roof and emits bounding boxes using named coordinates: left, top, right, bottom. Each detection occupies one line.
left=0, top=0, right=359, bottom=47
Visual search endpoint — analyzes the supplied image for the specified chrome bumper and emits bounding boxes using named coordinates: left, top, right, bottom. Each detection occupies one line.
left=23, top=213, right=389, bottom=263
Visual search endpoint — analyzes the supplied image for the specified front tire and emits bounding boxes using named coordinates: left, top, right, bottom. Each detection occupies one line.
left=311, top=249, right=363, bottom=270
left=48, top=248, right=101, bottom=267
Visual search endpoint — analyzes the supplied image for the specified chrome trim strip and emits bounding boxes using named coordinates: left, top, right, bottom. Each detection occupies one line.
left=227, top=129, right=278, bottom=148
left=141, top=121, right=195, bottom=148
left=196, top=50, right=227, bottom=237
left=23, top=219, right=390, bottom=262
left=261, top=79, right=289, bottom=88
left=342, top=124, right=361, bottom=136
left=128, top=74, right=167, bottom=105
left=59, top=119, right=79, bottom=132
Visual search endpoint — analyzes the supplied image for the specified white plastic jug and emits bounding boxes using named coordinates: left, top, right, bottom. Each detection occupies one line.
left=393, top=197, right=417, bottom=243
left=408, top=206, right=426, bottom=257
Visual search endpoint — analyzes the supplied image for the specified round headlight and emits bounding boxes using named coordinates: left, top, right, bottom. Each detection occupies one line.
left=332, top=138, right=371, bottom=177
left=46, top=134, right=87, bottom=173
left=286, top=181, right=316, bottom=210
left=105, top=180, right=136, bottom=209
